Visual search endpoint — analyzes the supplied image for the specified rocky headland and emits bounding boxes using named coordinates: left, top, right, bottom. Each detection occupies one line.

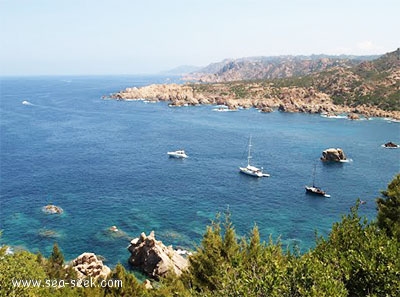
left=110, top=81, right=399, bottom=120
left=110, top=49, right=400, bottom=120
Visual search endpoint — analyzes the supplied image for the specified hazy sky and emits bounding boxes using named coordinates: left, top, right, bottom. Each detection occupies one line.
left=1, top=0, right=399, bottom=75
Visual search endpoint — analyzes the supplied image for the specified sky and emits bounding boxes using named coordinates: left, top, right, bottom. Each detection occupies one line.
left=0, top=0, right=399, bottom=75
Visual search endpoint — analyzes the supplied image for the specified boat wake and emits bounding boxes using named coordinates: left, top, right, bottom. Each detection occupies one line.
left=340, top=159, right=353, bottom=163
left=383, top=118, right=400, bottom=123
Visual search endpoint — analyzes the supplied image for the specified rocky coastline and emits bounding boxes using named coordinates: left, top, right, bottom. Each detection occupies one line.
left=127, top=231, right=189, bottom=279
left=109, top=83, right=400, bottom=120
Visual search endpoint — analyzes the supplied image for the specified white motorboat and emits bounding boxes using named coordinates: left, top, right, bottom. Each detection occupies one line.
left=239, top=136, right=269, bottom=177
left=167, top=150, right=188, bottom=158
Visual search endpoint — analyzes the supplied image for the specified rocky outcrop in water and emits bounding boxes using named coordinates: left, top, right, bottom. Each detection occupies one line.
left=70, top=252, right=111, bottom=279
left=321, top=148, right=347, bottom=162
left=128, top=231, right=188, bottom=279
left=42, top=205, right=63, bottom=214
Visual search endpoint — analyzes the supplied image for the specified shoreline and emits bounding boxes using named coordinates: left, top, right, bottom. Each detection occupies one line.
left=109, top=83, right=400, bottom=120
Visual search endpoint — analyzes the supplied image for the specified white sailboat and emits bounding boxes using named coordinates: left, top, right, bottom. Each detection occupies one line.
left=239, top=136, right=269, bottom=177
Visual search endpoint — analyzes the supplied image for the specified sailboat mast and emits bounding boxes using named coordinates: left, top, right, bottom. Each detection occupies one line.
left=312, top=164, right=316, bottom=187
left=247, top=136, right=252, bottom=166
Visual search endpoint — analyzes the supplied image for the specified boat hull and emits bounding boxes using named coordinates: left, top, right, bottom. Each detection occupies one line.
left=381, top=144, right=400, bottom=149
left=239, top=167, right=265, bottom=177
left=305, top=186, right=330, bottom=198
left=167, top=152, right=188, bottom=158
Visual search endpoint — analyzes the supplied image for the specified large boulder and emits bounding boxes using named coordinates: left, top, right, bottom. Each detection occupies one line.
left=128, top=231, right=188, bottom=279
left=71, top=252, right=111, bottom=279
left=321, top=148, right=347, bottom=162
left=347, top=113, right=360, bottom=120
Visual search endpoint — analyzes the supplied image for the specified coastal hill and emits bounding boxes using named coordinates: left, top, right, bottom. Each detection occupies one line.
left=160, top=65, right=202, bottom=76
left=183, top=54, right=379, bottom=82
left=111, top=49, right=400, bottom=119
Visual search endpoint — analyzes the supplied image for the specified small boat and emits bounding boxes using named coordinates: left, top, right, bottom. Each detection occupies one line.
left=239, top=136, right=269, bottom=177
left=305, top=164, right=330, bottom=197
left=213, top=105, right=229, bottom=112
left=305, top=185, right=330, bottom=198
left=381, top=141, right=399, bottom=149
left=167, top=150, right=188, bottom=158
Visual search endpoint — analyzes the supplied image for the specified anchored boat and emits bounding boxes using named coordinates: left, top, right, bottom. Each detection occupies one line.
left=239, top=136, right=269, bottom=177
left=305, top=164, right=330, bottom=197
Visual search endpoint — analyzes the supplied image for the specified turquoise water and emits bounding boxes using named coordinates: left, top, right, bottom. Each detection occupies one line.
left=1, top=75, right=399, bottom=269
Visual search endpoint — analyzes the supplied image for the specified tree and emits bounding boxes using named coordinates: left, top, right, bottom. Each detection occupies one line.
left=0, top=251, right=48, bottom=297
left=314, top=202, right=400, bottom=297
left=187, top=215, right=225, bottom=292
left=376, top=174, right=400, bottom=241
left=46, top=242, right=66, bottom=279
left=103, top=263, right=147, bottom=297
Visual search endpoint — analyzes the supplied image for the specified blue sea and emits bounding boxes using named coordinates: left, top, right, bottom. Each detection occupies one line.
left=1, top=75, right=399, bottom=269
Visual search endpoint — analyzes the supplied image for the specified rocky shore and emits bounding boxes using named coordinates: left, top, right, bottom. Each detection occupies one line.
left=109, top=83, right=400, bottom=120
left=127, top=231, right=189, bottom=279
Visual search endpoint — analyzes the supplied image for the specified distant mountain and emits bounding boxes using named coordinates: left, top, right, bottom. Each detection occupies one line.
left=160, top=65, right=202, bottom=75
left=183, top=54, right=380, bottom=82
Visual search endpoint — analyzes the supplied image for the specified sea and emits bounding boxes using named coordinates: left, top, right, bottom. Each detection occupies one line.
left=0, top=75, right=399, bottom=270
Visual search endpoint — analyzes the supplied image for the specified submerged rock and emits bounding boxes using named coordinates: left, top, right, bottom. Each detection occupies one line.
left=321, top=148, right=347, bottom=162
left=38, top=228, right=60, bottom=238
left=42, top=205, right=63, bottom=214
left=128, top=231, right=189, bottom=279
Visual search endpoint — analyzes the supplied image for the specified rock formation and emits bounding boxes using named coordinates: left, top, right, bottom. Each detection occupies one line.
left=321, top=148, right=347, bottom=162
left=109, top=81, right=400, bottom=120
left=143, top=279, right=153, bottom=289
left=70, top=252, right=111, bottom=279
left=347, top=113, right=360, bottom=120
left=42, top=205, right=63, bottom=214
left=128, top=231, right=189, bottom=279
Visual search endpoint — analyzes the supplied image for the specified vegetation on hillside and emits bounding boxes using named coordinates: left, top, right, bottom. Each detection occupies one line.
left=187, top=49, right=400, bottom=112
left=1, top=174, right=400, bottom=296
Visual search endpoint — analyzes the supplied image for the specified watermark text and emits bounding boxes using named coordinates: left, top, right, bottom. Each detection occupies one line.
left=12, top=278, right=122, bottom=289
